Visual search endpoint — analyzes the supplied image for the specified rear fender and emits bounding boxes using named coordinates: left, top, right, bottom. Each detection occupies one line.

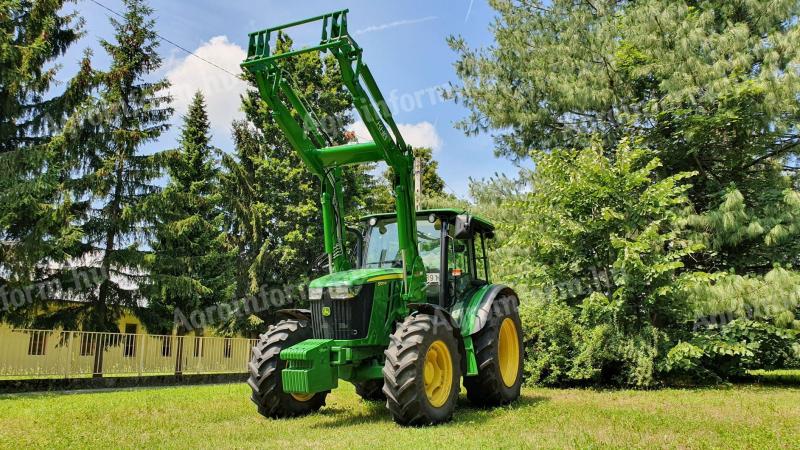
left=453, top=284, right=519, bottom=336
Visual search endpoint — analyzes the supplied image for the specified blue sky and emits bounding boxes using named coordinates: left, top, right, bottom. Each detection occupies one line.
left=61, top=0, right=524, bottom=196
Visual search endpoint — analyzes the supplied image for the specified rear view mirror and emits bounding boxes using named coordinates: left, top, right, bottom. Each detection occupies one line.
left=454, top=214, right=472, bottom=239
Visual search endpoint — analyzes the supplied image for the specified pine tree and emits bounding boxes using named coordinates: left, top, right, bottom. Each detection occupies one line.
left=144, top=92, right=234, bottom=337
left=51, top=0, right=172, bottom=333
left=0, top=0, right=92, bottom=304
left=448, top=0, right=800, bottom=272
left=449, top=0, right=800, bottom=382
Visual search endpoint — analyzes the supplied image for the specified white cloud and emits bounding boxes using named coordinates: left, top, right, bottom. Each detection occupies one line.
left=348, top=121, right=443, bottom=151
left=165, top=36, right=248, bottom=133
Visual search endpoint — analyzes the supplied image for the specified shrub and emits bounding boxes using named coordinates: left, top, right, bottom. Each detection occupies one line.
left=505, top=139, right=698, bottom=387
left=665, top=320, right=800, bottom=382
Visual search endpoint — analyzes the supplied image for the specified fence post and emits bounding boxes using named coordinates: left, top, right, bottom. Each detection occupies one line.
left=65, top=331, right=73, bottom=378
left=174, top=334, right=184, bottom=377
left=138, top=334, right=145, bottom=377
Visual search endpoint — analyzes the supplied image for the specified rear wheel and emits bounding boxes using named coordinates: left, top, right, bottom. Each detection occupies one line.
left=247, top=319, right=328, bottom=418
left=383, top=313, right=462, bottom=425
left=464, top=295, right=523, bottom=406
left=353, top=379, right=385, bottom=401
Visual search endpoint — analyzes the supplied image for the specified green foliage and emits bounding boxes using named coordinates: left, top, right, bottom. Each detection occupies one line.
left=449, top=0, right=800, bottom=181
left=687, top=188, right=800, bottom=271
left=497, top=139, right=698, bottom=386
left=666, top=320, right=800, bottom=382
left=373, top=147, right=451, bottom=212
left=449, top=0, right=800, bottom=266
left=37, top=0, right=173, bottom=332
left=0, top=0, right=92, bottom=300
left=451, top=0, right=800, bottom=385
left=689, top=268, right=800, bottom=330
left=143, top=92, right=235, bottom=334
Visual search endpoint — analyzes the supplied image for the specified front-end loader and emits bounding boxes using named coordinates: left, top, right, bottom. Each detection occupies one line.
left=241, top=10, right=522, bottom=425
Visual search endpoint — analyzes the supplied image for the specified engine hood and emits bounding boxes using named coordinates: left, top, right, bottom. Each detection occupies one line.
left=309, top=268, right=403, bottom=288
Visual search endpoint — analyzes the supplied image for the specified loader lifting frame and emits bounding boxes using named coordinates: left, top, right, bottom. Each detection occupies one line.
left=241, top=10, right=426, bottom=301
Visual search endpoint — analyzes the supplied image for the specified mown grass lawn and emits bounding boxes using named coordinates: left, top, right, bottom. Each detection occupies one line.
left=1, top=383, right=798, bottom=449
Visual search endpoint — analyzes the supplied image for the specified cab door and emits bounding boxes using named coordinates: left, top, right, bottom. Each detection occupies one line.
left=446, top=226, right=479, bottom=306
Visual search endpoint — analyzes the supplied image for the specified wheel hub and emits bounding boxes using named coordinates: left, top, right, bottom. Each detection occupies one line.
left=498, top=318, right=520, bottom=387
left=423, top=340, right=453, bottom=408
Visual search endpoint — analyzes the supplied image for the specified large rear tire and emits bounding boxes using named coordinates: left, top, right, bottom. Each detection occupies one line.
left=247, top=319, right=327, bottom=418
left=383, top=313, right=462, bottom=425
left=464, top=295, right=523, bottom=406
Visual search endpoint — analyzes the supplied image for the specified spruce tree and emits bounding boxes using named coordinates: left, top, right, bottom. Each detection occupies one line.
left=0, top=0, right=92, bottom=307
left=144, top=92, right=234, bottom=336
left=55, top=0, right=172, bottom=333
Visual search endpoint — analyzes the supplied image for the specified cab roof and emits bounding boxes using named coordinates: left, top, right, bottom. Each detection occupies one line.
left=360, top=208, right=495, bottom=233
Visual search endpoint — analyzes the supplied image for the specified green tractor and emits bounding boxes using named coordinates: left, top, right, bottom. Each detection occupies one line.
left=242, top=10, right=522, bottom=425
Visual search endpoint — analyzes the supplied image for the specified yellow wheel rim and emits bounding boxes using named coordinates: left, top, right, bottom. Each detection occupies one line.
left=423, top=340, right=454, bottom=408
left=498, top=318, right=520, bottom=387
left=291, top=392, right=314, bottom=402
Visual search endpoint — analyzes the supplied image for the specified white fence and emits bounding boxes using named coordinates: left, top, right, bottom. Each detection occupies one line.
left=0, top=329, right=257, bottom=379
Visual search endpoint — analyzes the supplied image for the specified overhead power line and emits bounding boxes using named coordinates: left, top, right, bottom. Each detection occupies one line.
left=88, top=0, right=241, bottom=79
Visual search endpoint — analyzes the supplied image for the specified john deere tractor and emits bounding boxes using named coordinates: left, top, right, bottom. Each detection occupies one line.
left=242, top=10, right=522, bottom=425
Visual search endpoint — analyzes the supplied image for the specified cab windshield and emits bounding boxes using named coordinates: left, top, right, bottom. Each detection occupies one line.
left=362, top=219, right=441, bottom=270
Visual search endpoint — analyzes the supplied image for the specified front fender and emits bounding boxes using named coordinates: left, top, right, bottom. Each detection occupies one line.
left=452, top=284, right=519, bottom=336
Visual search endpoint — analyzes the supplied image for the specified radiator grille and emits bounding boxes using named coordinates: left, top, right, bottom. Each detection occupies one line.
left=310, top=284, right=375, bottom=340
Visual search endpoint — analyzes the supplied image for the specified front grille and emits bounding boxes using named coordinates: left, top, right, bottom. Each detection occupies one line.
left=310, top=283, right=375, bottom=340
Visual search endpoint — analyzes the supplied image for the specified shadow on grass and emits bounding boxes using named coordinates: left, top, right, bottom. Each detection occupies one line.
left=311, top=399, right=392, bottom=428
left=309, top=392, right=548, bottom=428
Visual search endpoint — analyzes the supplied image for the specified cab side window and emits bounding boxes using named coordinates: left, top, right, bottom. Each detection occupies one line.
left=474, top=233, right=489, bottom=283
left=447, top=227, right=473, bottom=302
left=417, top=220, right=442, bottom=303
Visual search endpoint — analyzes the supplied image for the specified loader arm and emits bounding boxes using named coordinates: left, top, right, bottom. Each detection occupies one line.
left=240, top=9, right=425, bottom=301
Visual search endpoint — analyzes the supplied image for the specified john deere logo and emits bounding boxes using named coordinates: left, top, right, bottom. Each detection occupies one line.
left=321, top=306, right=331, bottom=317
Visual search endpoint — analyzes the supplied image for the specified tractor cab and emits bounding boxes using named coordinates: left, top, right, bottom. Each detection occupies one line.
left=358, top=209, right=495, bottom=308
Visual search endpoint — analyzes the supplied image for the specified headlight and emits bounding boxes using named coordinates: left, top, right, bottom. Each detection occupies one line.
left=328, top=284, right=362, bottom=299
left=308, top=287, right=323, bottom=300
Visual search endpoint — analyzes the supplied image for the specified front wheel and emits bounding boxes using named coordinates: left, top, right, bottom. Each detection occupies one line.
left=353, top=379, right=385, bottom=401
left=247, top=319, right=327, bottom=418
left=382, top=313, right=462, bottom=425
